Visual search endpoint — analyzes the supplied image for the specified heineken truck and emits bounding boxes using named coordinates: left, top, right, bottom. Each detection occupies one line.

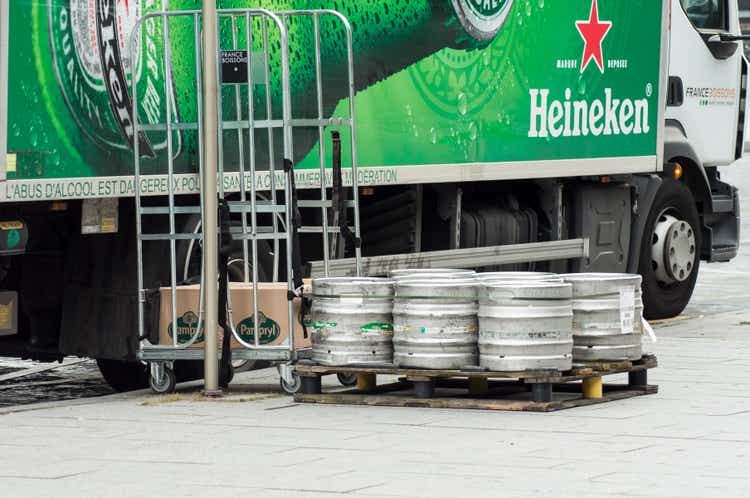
left=0, top=0, right=745, bottom=389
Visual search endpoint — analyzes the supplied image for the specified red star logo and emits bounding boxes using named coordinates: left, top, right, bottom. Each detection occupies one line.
left=576, top=0, right=612, bottom=74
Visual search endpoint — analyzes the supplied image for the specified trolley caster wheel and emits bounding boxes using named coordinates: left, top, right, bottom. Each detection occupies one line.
left=280, top=374, right=302, bottom=395
left=337, top=372, right=358, bottom=387
left=150, top=367, right=176, bottom=394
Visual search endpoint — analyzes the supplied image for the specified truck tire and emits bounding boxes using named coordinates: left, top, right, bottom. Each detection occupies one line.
left=177, top=214, right=274, bottom=284
left=96, top=359, right=148, bottom=392
left=97, top=211, right=277, bottom=392
left=638, top=178, right=701, bottom=320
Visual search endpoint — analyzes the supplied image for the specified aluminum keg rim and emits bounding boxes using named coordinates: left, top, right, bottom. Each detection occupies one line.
left=481, top=281, right=570, bottom=289
left=560, top=273, right=642, bottom=298
left=475, top=272, right=560, bottom=280
left=395, top=278, right=479, bottom=301
left=395, top=278, right=479, bottom=289
left=388, top=268, right=476, bottom=278
left=313, top=276, right=394, bottom=284
left=312, top=276, right=395, bottom=297
left=480, top=281, right=573, bottom=300
left=391, top=273, right=478, bottom=281
left=479, top=277, right=564, bottom=284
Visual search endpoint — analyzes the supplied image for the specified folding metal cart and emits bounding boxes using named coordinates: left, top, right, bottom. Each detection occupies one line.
left=130, top=8, right=362, bottom=394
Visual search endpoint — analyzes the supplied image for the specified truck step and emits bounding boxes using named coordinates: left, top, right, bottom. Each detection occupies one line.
left=710, top=244, right=738, bottom=262
left=710, top=194, right=735, bottom=214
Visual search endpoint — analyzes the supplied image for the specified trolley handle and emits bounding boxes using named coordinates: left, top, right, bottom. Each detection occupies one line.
left=285, top=158, right=310, bottom=339
left=331, top=131, right=359, bottom=254
left=285, top=158, right=304, bottom=290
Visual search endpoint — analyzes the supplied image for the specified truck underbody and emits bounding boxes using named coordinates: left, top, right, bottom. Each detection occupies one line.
left=0, top=165, right=739, bottom=367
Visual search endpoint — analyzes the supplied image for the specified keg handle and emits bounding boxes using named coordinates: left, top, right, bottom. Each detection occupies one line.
left=642, top=317, right=657, bottom=342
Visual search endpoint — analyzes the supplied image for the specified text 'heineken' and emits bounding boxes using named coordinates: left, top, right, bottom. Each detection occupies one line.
left=528, top=88, right=650, bottom=139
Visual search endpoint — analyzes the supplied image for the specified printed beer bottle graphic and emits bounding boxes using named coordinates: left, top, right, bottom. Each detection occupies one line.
left=49, top=1, right=166, bottom=154
left=44, top=0, right=514, bottom=174
left=451, top=0, right=514, bottom=41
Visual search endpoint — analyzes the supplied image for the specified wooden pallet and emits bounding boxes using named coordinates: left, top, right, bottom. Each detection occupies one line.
left=293, top=355, right=658, bottom=412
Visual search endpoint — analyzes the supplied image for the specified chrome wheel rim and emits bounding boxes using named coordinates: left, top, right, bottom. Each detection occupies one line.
left=651, top=212, right=696, bottom=285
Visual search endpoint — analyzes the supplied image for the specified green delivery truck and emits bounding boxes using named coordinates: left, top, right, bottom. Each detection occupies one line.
left=0, top=0, right=745, bottom=390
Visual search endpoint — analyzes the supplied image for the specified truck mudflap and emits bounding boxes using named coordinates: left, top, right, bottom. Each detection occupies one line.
left=627, top=175, right=663, bottom=274
left=703, top=182, right=741, bottom=263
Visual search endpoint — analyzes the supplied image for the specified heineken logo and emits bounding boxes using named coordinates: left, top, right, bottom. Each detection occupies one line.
left=360, top=322, right=394, bottom=336
left=7, top=230, right=20, bottom=249
left=312, top=320, right=337, bottom=331
left=452, top=0, right=514, bottom=41
left=466, top=0, right=511, bottom=17
left=237, top=313, right=281, bottom=345
left=167, top=311, right=203, bottom=343
left=528, top=1, right=646, bottom=139
left=576, top=0, right=612, bottom=74
left=96, top=0, right=154, bottom=156
left=528, top=88, right=651, bottom=138
left=49, top=0, right=165, bottom=157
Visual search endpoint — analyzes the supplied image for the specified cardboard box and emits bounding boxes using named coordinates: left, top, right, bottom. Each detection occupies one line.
left=158, top=283, right=310, bottom=350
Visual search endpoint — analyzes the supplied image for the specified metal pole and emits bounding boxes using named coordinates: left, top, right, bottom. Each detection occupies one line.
left=202, top=0, right=220, bottom=396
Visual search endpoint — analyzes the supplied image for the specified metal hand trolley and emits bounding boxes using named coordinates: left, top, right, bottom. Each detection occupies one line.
left=130, top=8, right=362, bottom=394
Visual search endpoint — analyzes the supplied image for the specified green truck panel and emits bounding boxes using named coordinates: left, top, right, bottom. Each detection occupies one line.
left=2, top=0, right=667, bottom=201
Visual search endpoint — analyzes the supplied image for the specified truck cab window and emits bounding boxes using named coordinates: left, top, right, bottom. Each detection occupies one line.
left=681, top=0, right=728, bottom=31
left=741, top=0, right=750, bottom=57
left=740, top=0, right=750, bottom=31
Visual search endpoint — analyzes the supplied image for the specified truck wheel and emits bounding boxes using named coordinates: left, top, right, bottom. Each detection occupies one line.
left=96, top=359, right=149, bottom=392
left=177, top=214, right=274, bottom=284
left=638, top=178, right=701, bottom=320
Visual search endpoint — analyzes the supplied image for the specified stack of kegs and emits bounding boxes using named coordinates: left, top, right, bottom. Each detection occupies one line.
left=310, top=270, right=645, bottom=371
left=392, top=277, right=478, bottom=369
left=561, top=273, right=644, bottom=361
left=478, top=280, right=573, bottom=371
left=310, top=277, right=395, bottom=366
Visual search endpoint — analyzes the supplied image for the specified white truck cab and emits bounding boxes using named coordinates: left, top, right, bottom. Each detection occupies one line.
left=668, top=0, right=746, bottom=166
left=615, top=0, right=745, bottom=319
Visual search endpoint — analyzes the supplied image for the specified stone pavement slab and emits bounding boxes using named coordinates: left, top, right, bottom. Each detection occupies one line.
left=1, top=307, right=750, bottom=497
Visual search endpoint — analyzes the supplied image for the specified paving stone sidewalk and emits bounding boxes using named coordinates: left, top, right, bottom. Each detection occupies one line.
left=1, top=306, right=749, bottom=498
